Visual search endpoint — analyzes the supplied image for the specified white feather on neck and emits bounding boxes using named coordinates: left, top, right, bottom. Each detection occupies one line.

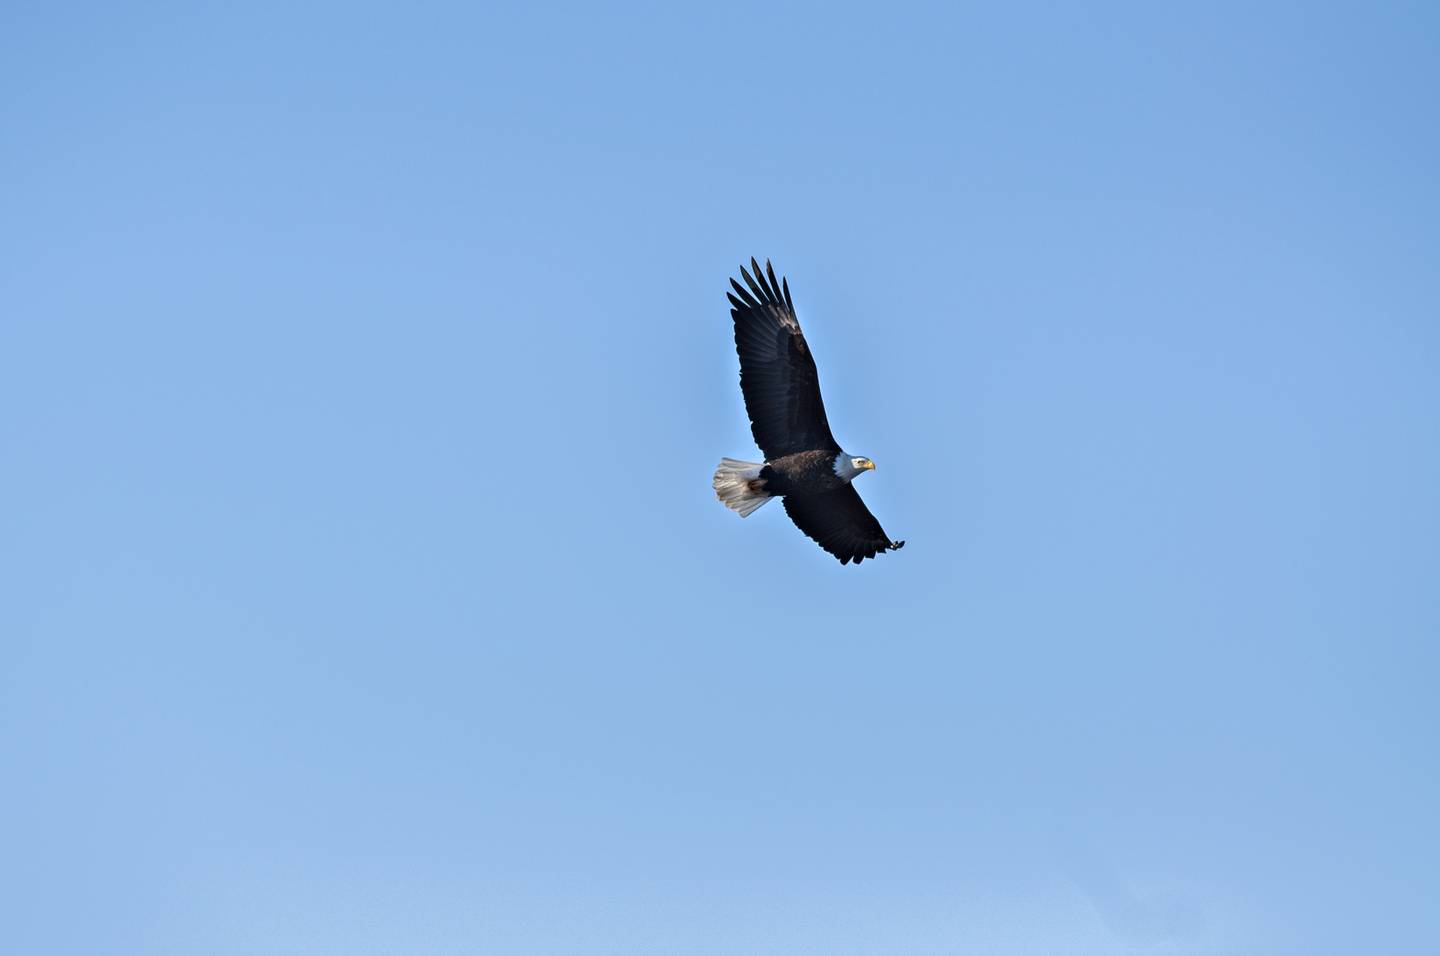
left=833, top=452, right=863, bottom=483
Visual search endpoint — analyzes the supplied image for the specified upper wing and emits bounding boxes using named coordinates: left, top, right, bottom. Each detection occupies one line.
left=782, top=484, right=905, bottom=565
left=727, top=258, right=839, bottom=459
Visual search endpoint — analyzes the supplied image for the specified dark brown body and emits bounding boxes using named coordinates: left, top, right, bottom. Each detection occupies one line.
left=757, top=450, right=845, bottom=497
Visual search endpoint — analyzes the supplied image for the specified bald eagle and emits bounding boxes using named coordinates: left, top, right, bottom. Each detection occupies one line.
left=713, top=259, right=905, bottom=565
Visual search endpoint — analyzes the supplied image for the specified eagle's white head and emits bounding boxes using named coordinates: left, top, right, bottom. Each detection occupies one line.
left=833, top=453, right=877, bottom=482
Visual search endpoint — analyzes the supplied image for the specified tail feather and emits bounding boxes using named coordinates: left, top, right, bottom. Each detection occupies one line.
left=713, top=457, right=773, bottom=517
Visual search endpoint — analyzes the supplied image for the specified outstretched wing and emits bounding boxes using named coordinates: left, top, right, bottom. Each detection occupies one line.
left=782, top=485, right=905, bottom=565
left=728, top=258, right=839, bottom=459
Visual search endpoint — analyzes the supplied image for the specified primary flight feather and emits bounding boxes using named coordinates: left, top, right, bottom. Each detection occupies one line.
left=713, top=258, right=905, bottom=565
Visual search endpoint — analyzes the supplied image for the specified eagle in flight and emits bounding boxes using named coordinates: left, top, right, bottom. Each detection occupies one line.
left=713, top=258, right=905, bottom=565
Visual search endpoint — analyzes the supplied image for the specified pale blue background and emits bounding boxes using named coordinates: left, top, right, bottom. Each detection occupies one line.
left=3, top=3, right=1437, bottom=953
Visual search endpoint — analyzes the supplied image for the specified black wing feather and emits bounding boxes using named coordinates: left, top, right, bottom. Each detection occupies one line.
left=730, top=276, right=759, bottom=308
left=728, top=259, right=838, bottom=458
left=782, top=485, right=905, bottom=565
left=765, top=259, right=782, bottom=301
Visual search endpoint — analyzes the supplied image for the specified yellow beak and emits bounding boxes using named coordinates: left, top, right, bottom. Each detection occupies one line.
left=864, top=460, right=877, bottom=471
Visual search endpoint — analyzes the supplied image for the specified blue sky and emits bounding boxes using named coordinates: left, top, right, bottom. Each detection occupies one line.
left=3, top=2, right=1437, bottom=953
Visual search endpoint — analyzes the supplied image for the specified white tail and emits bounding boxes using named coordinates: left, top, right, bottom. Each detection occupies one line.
left=713, top=457, right=773, bottom=517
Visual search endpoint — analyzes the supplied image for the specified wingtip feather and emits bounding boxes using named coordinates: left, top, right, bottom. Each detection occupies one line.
left=740, top=262, right=767, bottom=303
left=765, top=260, right=781, bottom=303
left=729, top=276, right=759, bottom=307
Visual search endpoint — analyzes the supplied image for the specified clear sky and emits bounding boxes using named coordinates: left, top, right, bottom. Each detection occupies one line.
left=3, top=3, right=1437, bottom=953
